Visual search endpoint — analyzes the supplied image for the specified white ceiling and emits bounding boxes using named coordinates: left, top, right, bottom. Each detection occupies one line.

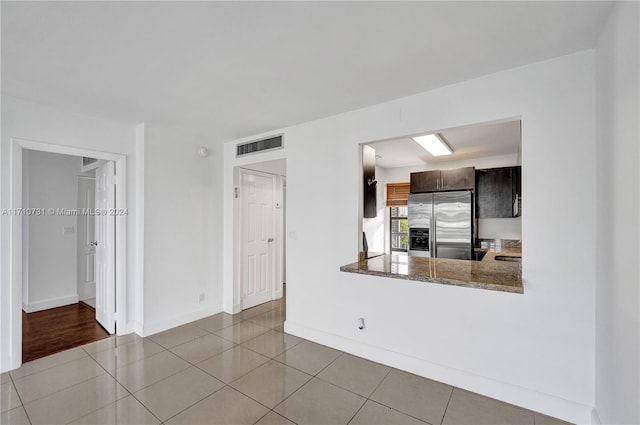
left=369, top=120, right=521, bottom=169
left=1, top=1, right=613, bottom=144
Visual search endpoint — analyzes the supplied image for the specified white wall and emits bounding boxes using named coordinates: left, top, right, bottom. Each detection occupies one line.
left=594, top=2, right=640, bottom=424
left=22, top=150, right=80, bottom=312
left=223, top=51, right=597, bottom=423
left=0, top=95, right=139, bottom=372
left=142, top=123, right=223, bottom=335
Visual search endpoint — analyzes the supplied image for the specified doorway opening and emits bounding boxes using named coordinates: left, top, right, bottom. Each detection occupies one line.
left=7, top=138, right=127, bottom=369
left=20, top=150, right=117, bottom=362
left=234, top=159, right=286, bottom=313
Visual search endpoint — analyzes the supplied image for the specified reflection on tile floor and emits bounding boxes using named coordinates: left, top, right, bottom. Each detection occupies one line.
left=5, top=299, right=572, bottom=425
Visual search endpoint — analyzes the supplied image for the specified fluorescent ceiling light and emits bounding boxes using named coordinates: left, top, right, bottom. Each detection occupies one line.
left=412, top=134, right=452, bottom=156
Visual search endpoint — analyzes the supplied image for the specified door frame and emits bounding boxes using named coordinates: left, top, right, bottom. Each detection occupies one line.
left=234, top=167, right=285, bottom=312
left=8, top=137, right=127, bottom=370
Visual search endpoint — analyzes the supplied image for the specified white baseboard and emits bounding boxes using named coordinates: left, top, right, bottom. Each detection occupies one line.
left=284, top=320, right=593, bottom=425
left=22, top=294, right=79, bottom=313
left=0, top=352, right=16, bottom=374
left=132, top=320, right=144, bottom=337
left=142, top=306, right=223, bottom=337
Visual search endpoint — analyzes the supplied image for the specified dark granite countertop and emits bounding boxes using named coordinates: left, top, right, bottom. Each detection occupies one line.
left=340, top=249, right=523, bottom=294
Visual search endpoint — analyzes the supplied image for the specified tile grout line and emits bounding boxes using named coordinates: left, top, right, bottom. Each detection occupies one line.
left=361, top=368, right=434, bottom=425
left=262, top=347, right=348, bottom=423
left=14, top=362, right=110, bottom=406
left=11, top=297, right=564, bottom=425
left=343, top=366, right=395, bottom=424
left=97, top=335, right=213, bottom=424
left=109, top=331, right=266, bottom=424
left=6, top=371, right=33, bottom=425
left=75, top=347, right=164, bottom=425
left=11, top=339, right=135, bottom=425
left=136, top=381, right=228, bottom=424
left=84, top=338, right=164, bottom=373
left=438, top=385, right=455, bottom=425
left=238, top=331, right=304, bottom=359
left=9, top=347, right=89, bottom=382
left=8, top=302, right=282, bottom=425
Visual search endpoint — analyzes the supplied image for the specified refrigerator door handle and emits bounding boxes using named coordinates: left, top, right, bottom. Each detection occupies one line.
left=431, top=215, right=436, bottom=257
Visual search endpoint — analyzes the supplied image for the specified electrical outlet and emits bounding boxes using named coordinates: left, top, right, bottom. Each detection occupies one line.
left=199, top=293, right=205, bottom=302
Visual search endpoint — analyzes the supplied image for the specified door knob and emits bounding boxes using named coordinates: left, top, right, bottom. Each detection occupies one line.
left=267, top=238, right=274, bottom=243
left=90, top=241, right=98, bottom=247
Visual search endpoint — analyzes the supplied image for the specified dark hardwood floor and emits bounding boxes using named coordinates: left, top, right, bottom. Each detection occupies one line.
left=22, top=302, right=110, bottom=363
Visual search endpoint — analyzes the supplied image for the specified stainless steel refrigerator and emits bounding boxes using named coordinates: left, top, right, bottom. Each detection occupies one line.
left=407, top=191, right=473, bottom=260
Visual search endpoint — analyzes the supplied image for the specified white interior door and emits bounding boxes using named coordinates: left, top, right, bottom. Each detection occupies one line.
left=77, top=177, right=96, bottom=301
left=95, top=162, right=115, bottom=334
left=241, top=169, right=275, bottom=309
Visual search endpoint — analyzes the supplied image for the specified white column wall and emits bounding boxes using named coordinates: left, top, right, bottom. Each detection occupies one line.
left=594, top=2, right=640, bottom=424
left=141, top=123, right=223, bottom=335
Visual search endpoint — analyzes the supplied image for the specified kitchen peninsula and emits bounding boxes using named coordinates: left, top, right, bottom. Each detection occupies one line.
left=340, top=245, right=522, bottom=294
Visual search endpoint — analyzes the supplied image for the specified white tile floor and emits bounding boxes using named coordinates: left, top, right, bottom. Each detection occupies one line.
left=2, top=297, right=572, bottom=425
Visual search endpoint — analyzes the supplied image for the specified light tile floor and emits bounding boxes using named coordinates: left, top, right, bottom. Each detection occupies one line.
left=2, top=297, right=572, bottom=425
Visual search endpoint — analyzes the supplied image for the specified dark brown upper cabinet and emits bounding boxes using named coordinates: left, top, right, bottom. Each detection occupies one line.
left=475, top=166, right=521, bottom=218
left=410, top=170, right=440, bottom=193
left=410, top=167, right=475, bottom=193
left=440, top=167, right=476, bottom=191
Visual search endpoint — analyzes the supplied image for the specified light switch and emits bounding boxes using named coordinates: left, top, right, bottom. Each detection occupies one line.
left=288, top=231, right=297, bottom=240
left=63, top=226, right=75, bottom=235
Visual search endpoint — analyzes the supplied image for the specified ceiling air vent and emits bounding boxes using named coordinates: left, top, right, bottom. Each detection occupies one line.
left=236, top=135, right=283, bottom=157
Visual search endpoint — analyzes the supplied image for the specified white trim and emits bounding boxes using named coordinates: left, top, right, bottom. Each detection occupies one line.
left=284, top=320, right=594, bottom=425
left=134, top=123, right=145, bottom=336
left=21, top=150, right=30, bottom=312
left=13, top=138, right=125, bottom=161
left=114, top=156, right=127, bottom=336
left=142, top=306, right=222, bottom=337
left=229, top=166, right=241, bottom=314
left=8, top=137, right=129, bottom=370
left=22, top=295, right=79, bottom=313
